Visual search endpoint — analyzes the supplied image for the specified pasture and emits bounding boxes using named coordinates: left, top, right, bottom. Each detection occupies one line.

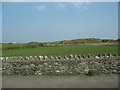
left=2, top=43, right=118, bottom=57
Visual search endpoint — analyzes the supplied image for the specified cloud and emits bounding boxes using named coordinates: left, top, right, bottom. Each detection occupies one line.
left=73, top=2, right=83, bottom=8
left=35, top=5, right=46, bottom=12
left=57, top=3, right=66, bottom=9
left=72, top=2, right=90, bottom=10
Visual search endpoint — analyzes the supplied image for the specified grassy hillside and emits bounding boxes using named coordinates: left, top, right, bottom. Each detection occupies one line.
left=1, top=38, right=117, bottom=49
left=58, top=38, right=115, bottom=44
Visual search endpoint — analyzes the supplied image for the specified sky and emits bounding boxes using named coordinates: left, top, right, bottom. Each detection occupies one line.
left=2, top=2, right=118, bottom=43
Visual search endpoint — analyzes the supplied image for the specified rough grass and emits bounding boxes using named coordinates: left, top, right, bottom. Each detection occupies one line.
left=2, top=43, right=118, bottom=57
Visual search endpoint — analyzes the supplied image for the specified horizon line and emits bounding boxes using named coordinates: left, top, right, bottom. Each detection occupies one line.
left=2, top=38, right=119, bottom=43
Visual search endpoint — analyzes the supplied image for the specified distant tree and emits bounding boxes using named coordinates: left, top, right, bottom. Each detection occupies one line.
left=38, top=43, right=44, bottom=47
left=8, top=43, right=13, bottom=44
left=101, top=39, right=109, bottom=42
left=59, top=41, right=64, bottom=44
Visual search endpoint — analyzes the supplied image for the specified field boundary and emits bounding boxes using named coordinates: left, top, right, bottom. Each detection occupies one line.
left=1, top=54, right=120, bottom=76
left=0, top=53, right=119, bottom=61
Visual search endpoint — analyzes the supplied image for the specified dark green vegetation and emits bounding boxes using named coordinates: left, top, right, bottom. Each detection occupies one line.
left=1, top=42, right=44, bottom=49
left=87, top=70, right=101, bottom=76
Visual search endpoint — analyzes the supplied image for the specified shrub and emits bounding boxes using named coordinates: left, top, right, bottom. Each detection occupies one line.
left=38, top=43, right=44, bottom=47
left=87, top=70, right=101, bottom=76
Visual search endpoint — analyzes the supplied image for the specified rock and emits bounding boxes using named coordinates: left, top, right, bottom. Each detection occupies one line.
left=56, top=70, right=60, bottom=73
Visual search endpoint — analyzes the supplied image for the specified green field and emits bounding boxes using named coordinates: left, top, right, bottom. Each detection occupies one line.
left=2, top=43, right=118, bottom=57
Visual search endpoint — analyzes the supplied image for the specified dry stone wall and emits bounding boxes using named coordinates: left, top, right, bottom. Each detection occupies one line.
left=1, top=54, right=120, bottom=75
